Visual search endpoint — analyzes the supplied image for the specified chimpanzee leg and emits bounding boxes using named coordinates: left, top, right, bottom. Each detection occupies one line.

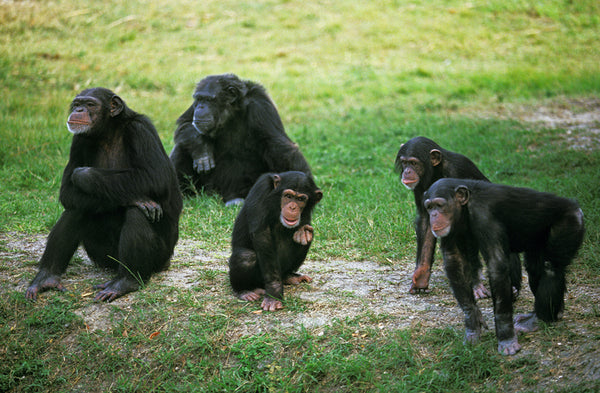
left=93, top=208, right=166, bottom=302
left=411, top=213, right=436, bottom=294
left=487, top=252, right=521, bottom=355
left=535, top=207, right=584, bottom=322
left=229, top=247, right=265, bottom=301
left=442, top=245, right=485, bottom=345
left=281, top=242, right=312, bottom=284
left=25, top=210, right=83, bottom=299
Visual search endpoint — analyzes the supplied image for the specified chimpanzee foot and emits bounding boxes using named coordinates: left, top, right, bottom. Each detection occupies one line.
left=25, top=273, right=66, bottom=300
left=237, top=289, right=265, bottom=302
left=512, top=286, right=520, bottom=301
left=284, top=273, right=312, bottom=285
left=464, top=328, right=481, bottom=345
left=93, top=277, right=141, bottom=302
left=473, top=282, right=491, bottom=300
left=225, top=198, right=244, bottom=207
left=498, top=336, right=521, bottom=356
left=261, top=296, right=283, bottom=312
left=514, top=313, right=539, bottom=333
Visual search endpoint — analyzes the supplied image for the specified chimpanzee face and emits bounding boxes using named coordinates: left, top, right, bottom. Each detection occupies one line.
left=67, top=90, right=123, bottom=135
left=191, top=75, right=245, bottom=138
left=398, top=156, right=425, bottom=190
left=67, top=96, right=103, bottom=134
left=279, top=189, right=309, bottom=228
left=424, top=185, right=470, bottom=238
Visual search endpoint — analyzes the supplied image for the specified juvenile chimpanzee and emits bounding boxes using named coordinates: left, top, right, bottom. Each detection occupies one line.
left=395, top=136, right=521, bottom=298
left=424, top=178, right=584, bottom=355
left=170, top=74, right=312, bottom=205
left=229, top=171, right=323, bottom=311
left=25, top=87, right=182, bottom=302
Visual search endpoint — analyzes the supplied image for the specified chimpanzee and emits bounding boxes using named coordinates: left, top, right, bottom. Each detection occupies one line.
left=169, top=74, right=312, bottom=205
left=395, top=136, right=521, bottom=298
left=424, top=178, right=585, bottom=355
left=25, top=87, right=182, bottom=302
left=229, top=171, right=323, bottom=311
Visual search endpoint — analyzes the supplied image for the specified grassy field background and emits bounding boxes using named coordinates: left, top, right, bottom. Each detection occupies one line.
left=1, top=0, right=599, bottom=392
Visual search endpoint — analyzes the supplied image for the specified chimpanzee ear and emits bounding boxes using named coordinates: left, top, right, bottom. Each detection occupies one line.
left=454, top=185, right=470, bottom=205
left=110, top=95, right=124, bottom=117
left=225, top=84, right=247, bottom=104
left=313, top=189, right=323, bottom=203
left=270, top=174, right=281, bottom=189
left=430, top=149, right=442, bottom=166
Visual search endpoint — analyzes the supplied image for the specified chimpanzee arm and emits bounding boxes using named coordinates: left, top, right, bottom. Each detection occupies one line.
left=476, top=226, right=521, bottom=356
left=173, top=122, right=215, bottom=173
left=61, top=118, right=173, bottom=212
left=441, top=242, right=487, bottom=345
left=411, top=209, right=436, bottom=293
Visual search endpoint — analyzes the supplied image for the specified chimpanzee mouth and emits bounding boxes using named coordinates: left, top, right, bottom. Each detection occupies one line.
left=66, top=122, right=90, bottom=134
left=192, top=118, right=215, bottom=134
left=280, top=215, right=300, bottom=228
left=401, top=179, right=418, bottom=190
left=431, top=226, right=450, bottom=238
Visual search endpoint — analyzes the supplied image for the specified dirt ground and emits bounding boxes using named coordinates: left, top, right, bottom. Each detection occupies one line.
left=1, top=98, right=599, bottom=391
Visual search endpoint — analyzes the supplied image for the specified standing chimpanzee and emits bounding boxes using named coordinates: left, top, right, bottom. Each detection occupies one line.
left=25, top=87, right=182, bottom=302
left=169, top=74, right=312, bottom=205
left=424, top=178, right=584, bottom=355
left=229, top=171, right=323, bottom=311
left=395, top=136, right=521, bottom=298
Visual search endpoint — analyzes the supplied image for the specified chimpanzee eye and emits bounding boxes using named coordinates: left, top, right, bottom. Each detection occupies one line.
left=297, top=195, right=307, bottom=202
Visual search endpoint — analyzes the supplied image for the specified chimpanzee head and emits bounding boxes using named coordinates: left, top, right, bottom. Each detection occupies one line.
left=423, top=179, right=471, bottom=238
left=395, top=136, right=443, bottom=191
left=67, top=87, right=125, bottom=135
left=266, top=171, right=323, bottom=229
left=191, top=74, right=249, bottom=138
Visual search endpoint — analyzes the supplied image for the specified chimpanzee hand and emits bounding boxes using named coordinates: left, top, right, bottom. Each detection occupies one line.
left=293, top=224, right=314, bottom=245
left=71, top=166, right=96, bottom=192
left=193, top=142, right=215, bottom=173
left=133, top=200, right=163, bottom=222
left=25, top=270, right=66, bottom=300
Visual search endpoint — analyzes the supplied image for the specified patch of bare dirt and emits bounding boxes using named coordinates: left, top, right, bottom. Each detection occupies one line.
left=1, top=231, right=599, bottom=392
left=468, top=97, right=600, bottom=150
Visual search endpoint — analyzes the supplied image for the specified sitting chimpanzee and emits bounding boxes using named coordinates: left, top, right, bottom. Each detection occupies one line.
left=395, top=136, right=521, bottom=298
left=229, top=171, right=322, bottom=311
left=169, top=74, right=312, bottom=205
left=25, top=87, right=182, bottom=302
left=424, top=178, right=584, bottom=355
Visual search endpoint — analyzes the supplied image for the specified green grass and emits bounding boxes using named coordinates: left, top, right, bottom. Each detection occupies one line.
left=1, top=0, right=600, bottom=392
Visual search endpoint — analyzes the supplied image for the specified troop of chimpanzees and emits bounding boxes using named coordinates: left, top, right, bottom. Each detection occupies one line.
left=25, top=74, right=585, bottom=356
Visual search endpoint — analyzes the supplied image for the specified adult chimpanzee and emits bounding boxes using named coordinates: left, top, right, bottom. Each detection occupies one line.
left=424, top=178, right=584, bottom=355
left=395, top=136, right=521, bottom=298
left=169, top=74, right=312, bottom=205
left=229, top=171, right=322, bottom=311
left=25, top=87, right=182, bottom=302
